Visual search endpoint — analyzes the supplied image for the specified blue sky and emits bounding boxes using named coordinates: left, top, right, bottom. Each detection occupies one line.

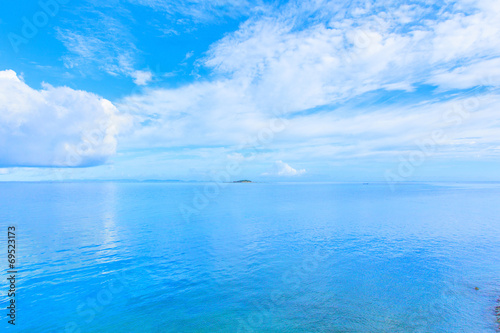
left=1, top=0, right=500, bottom=181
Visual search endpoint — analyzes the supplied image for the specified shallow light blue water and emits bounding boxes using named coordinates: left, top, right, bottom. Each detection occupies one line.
left=1, top=182, right=500, bottom=332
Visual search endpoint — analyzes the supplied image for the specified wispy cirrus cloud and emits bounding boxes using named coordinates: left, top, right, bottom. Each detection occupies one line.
left=118, top=0, right=500, bottom=165
left=204, top=0, right=500, bottom=112
left=428, top=58, right=500, bottom=90
left=56, top=8, right=153, bottom=85
left=127, top=0, right=260, bottom=23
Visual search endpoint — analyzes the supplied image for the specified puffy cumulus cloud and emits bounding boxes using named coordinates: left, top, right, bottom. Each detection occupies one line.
left=263, top=161, right=306, bottom=176
left=0, top=70, right=131, bottom=167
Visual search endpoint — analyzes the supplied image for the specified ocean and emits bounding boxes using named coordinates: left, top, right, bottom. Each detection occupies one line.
left=1, top=182, right=499, bottom=332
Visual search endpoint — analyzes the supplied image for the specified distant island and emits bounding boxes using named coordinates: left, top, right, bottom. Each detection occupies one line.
left=233, top=180, right=252, bottom=183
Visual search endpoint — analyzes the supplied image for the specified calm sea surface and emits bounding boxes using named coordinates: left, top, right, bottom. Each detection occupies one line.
left=1, top=182, right=500, bottom=332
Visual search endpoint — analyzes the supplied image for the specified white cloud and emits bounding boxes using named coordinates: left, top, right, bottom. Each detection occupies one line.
left=127, top=0, right=257, bottom=23
left=117, top=80, right=266, bottom=148
left=131, top=70, right=153, bottom=86
left=428, top=58, right=500, bottom=90
left=202, top=0, right=500, bottom=113
left=57, top=14, right=135, bottom=74
left=22, top=0, right=498, bottom=178
left=263, top=161, right=306, bottom=176
left=0, top=70, right=131, bottom=167
left=117, top=0, right=500, bottom=159
left=56, top=10, right=150, bottom=85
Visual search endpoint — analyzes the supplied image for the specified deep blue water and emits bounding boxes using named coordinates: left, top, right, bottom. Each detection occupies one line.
left=1, top=182, right=500, bottom=332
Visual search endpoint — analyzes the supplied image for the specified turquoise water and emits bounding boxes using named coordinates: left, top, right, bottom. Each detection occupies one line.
left=1, top=182, right=500, bottom=332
